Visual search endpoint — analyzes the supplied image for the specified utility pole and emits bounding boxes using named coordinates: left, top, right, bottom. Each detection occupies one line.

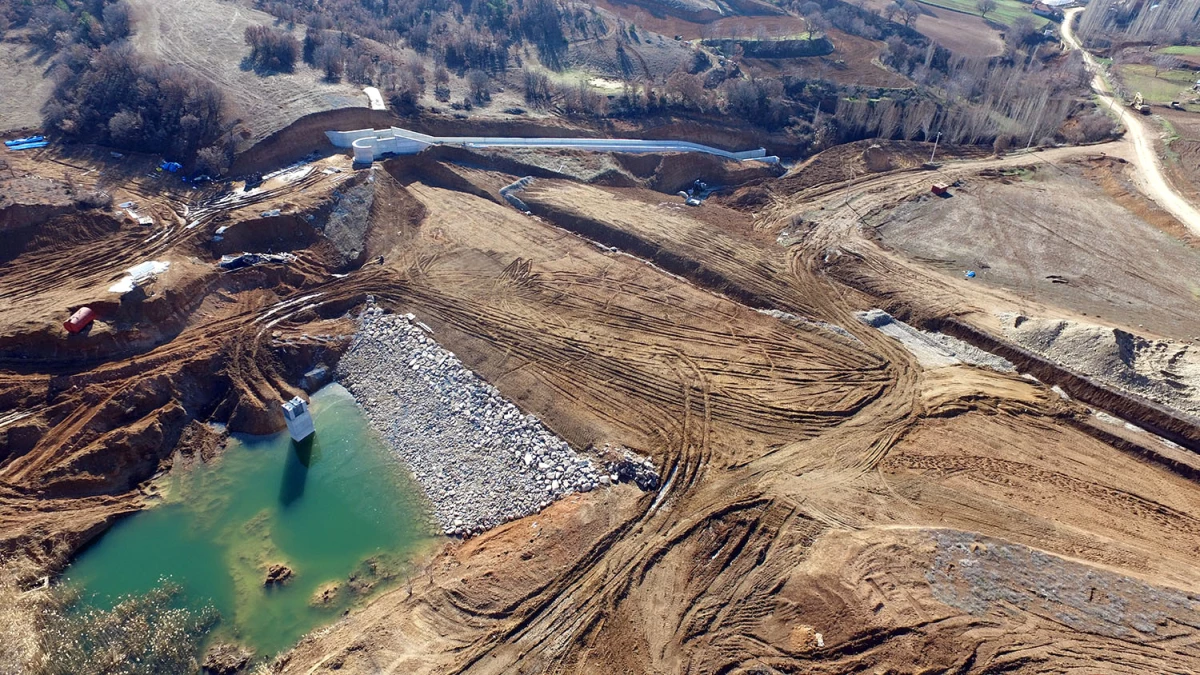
left=929, top=131, right=942, bottom=163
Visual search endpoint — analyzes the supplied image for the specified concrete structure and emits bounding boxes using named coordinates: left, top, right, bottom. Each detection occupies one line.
left=326, top=127, right=778, bottom=165
left=282, top=396, right=315, bottom=442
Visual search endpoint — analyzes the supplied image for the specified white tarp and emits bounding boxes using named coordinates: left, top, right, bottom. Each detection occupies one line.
left=108, top=260, right=170, bottom=293
left=363, top=87, right=386, bottom=111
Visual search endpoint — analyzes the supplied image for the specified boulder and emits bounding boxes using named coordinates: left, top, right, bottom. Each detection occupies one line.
left=264, top=563, right=294, bottom=586
left=202, top=643, right=253, bottom=675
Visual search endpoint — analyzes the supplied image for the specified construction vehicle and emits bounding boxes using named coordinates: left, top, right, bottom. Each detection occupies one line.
left=1130, top=92, right=1151, bottom=115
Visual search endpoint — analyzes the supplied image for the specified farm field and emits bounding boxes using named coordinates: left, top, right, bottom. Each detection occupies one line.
left=1159, top=44, right=1200, bottom=57
left=916, top=0, right=1050, bottom=28
left=858, top=0, right=1006, bottom=56
left=0, top=39, right=54, bottom=133
left=1117, top=64, right=1198, bottom=104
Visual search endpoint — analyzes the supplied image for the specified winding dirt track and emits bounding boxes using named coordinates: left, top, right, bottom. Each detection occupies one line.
left=1063, top=6, right=1200, bottom=236
left=4, top=142, right=1200, bottom=673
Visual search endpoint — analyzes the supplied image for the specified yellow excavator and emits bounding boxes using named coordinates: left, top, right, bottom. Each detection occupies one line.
left=1130, top=91, right=1151, bottom=115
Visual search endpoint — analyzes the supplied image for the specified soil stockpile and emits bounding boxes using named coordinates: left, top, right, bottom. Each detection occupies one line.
left=1001, top=314, right=1200, bottom=417
left=336, top=304, right=603, bottom=536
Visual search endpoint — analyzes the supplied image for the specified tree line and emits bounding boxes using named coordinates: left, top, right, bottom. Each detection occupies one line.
left=43, top=42, right=228, bottom=164
left=1078, top=0, right=1200, bottom=47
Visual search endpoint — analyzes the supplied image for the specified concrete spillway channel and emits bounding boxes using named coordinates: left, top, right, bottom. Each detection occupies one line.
left=326, top=127, right=780, bottom=165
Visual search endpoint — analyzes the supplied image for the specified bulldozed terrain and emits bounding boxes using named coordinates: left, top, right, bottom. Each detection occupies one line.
left=3, top=129, right=1200, bottom=675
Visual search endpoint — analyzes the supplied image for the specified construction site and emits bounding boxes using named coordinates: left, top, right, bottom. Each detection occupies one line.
left=2, top=106, right=1200, bottom=671
left=3, top=0, right=1200, bottom=671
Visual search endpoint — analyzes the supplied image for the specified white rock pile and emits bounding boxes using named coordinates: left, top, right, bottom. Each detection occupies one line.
left=337, top=304, right=604, bottom=536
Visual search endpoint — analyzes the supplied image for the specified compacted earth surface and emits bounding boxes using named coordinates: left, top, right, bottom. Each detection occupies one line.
left=3, top=123, right=1200, bottom=674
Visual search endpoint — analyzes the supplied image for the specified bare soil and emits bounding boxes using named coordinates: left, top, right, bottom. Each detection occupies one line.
left=590, top=0, right=912, bottom=89
left=3, top=134, right=1200, bottom=675
left=0, top=36, right=55, bottom=133
left=742, top=28, right=913, bottom=89
left=125, top=0, right=366, bottom=145
left=857, top=0, right=1005, bottom=57
left=1158, top=107, right=1200, bottom=208
left=871, top=160, right=1200, bottom=341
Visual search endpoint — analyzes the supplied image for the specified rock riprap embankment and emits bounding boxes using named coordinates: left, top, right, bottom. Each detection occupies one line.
left=337, top=305, right=604, bottom=536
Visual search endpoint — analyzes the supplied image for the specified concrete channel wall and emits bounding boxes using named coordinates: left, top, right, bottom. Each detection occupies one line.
left=326, top=127, right=777, bottom=164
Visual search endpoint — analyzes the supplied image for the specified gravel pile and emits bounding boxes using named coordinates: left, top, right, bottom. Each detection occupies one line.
left=337, top=304, right=604, bottom=537
left=927, top=530, right=1199, bottom=639
left=857, top=309, right=1014, bottom=372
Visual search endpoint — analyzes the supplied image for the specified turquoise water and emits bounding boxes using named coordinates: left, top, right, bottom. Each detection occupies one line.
left=64, top=384, right=434, bottom=657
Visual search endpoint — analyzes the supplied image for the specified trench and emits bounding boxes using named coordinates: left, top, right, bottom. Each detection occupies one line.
left=61, top=383, right=436, bottom=659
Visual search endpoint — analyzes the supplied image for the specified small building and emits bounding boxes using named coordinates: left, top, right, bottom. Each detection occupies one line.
left=931, top=183, right=950, bottom=196
left=64, top=307, right=96, bottom=334
left=282, top=396, right=315, bottom=442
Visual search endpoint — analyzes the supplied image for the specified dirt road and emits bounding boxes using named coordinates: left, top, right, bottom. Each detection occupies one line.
left=1063, top=7, right=1200, bottom=236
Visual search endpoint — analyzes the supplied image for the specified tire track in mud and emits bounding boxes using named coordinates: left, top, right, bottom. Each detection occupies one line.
left=13, top=141, right=1183, bottom=671
left=276, top=174, right=924, bottom=672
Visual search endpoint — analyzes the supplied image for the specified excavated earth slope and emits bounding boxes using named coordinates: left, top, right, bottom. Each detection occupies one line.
left=2, top=140, right=1200, bottom=674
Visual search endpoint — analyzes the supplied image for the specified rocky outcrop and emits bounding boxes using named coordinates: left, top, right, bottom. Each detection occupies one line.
left=202, top=643, right=254, bottom=674
left=264, top=563, right=294, bottom=586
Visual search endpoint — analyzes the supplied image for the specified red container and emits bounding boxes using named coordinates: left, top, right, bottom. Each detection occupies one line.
left=64, top=306, right=96, bottom=333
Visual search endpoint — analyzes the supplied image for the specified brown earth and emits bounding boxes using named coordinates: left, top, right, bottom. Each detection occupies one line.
left=0, top=35, right=55, bottom=133
left=742, top=27, right=914, bottom=89
left=3, top=134, right=1200, bottom=675
left=857, top=0, right=1005, bottom=57
left=870, top=159, right=1200, bottom=340
left=1157, top=107, right=1200, bottom=211
left=125, top=0, right=367, bottom=146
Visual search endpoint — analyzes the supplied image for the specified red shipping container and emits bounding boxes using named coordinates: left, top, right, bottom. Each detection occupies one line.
left=64, top=307, right=96, bottom=333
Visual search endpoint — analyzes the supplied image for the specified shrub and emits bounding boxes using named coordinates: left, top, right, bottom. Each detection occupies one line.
left=244, top=25, right=300, bottom=73
left=44, top=42, right=226, bottom=160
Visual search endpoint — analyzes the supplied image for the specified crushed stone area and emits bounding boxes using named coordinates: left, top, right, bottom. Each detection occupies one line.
left=857, top=310, right=1014, bottom=372
left=927, top=530, right=1200, bottom=639
left=758, top=309, right=861, bottom=345
left=337, top=304, right=605, bottom=537
left=1000, top=314, right=1200, bottom=417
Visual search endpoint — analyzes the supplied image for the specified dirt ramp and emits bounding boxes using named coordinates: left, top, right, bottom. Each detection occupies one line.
left=0, top=211, right=124, bottom=265
left=645, top=152, right=784, bottom=193
left=210, top=214, right=319, bottom=257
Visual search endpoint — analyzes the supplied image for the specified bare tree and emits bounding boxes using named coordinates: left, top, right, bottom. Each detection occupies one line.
left=1152, top=53, right=1181, bottom=77
left=434, top=66, right=451, bottom=102
left=466, top=69, right=491, bottom=105
left=976, top=0, right=997, bottom=20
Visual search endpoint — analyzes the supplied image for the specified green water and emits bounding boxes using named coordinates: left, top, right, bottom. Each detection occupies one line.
left=64, top=384, right=434, bottom=657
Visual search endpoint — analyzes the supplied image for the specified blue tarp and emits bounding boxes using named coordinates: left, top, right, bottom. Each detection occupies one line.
left=6, top=141, right=49, bottom=151
left=5, top=136, right=44, bottom=147
left=159, top=161, right=183, bottom=172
